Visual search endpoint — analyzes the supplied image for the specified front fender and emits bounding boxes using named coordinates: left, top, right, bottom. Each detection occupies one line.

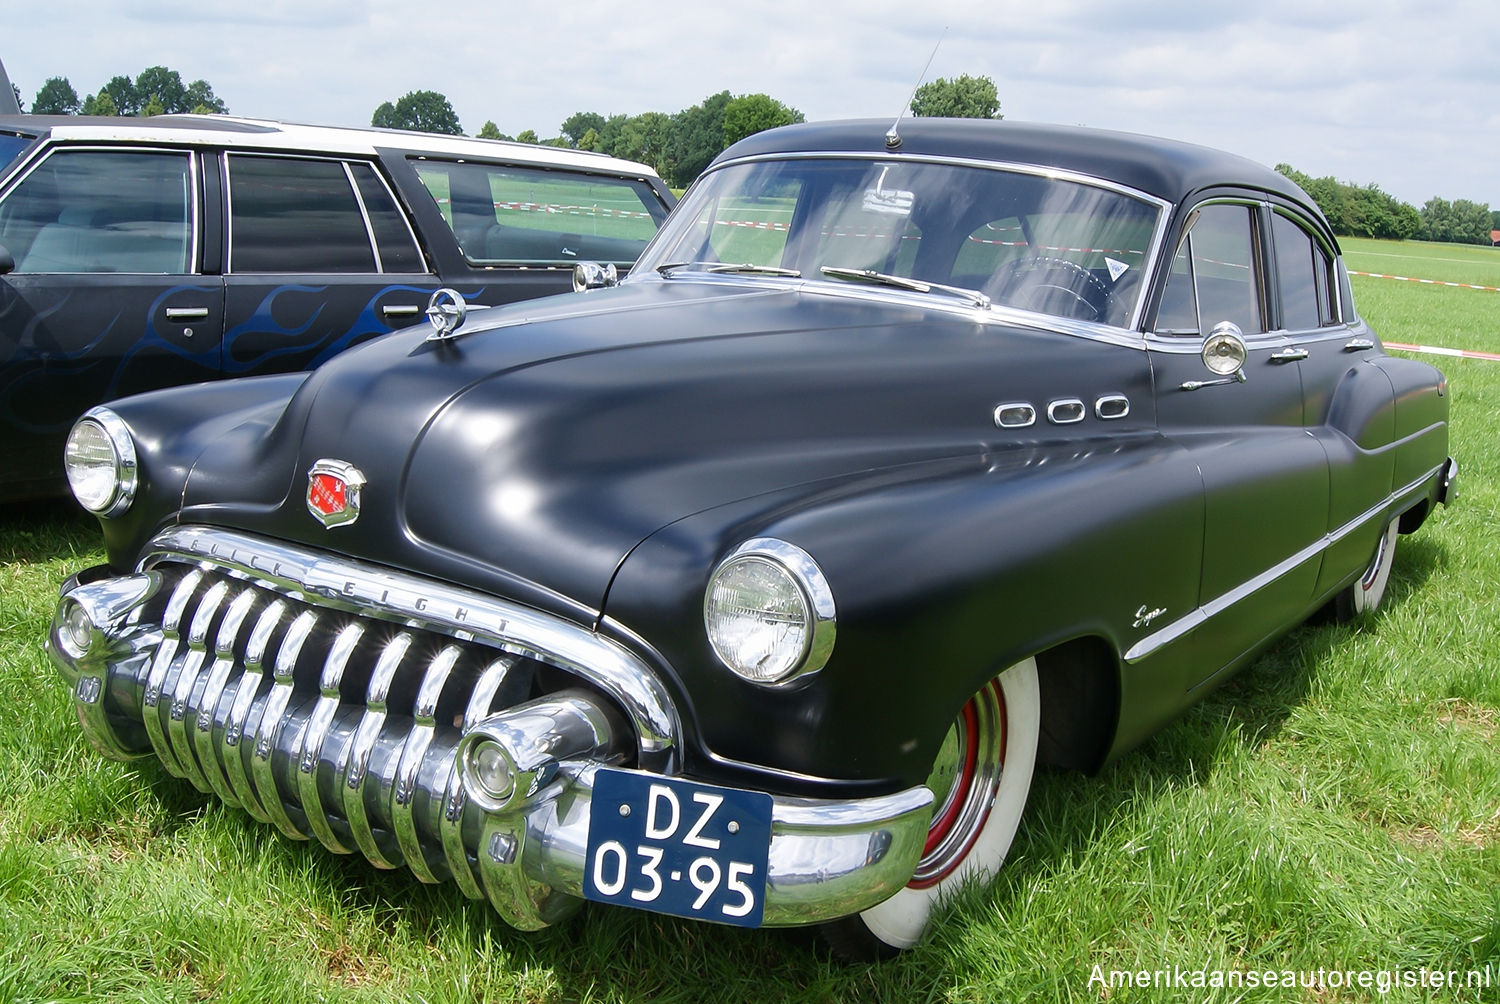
left=604, top=433, right=1205, bottom=792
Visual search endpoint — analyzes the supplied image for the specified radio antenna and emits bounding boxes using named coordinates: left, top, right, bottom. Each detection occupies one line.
left=886, top=28, right=946, bottom=150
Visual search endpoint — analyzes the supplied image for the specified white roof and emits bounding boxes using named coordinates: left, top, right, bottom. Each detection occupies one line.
left=24, top=114, right=664, bottom=180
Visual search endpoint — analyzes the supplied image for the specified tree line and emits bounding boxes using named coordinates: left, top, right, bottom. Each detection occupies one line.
left=14, top=66, right=1490, bottom=245
left=25, top=67, right=227, bottom=117
left=1276, top=164, right=1494, bottom=246
left=370, top=74, right=1001, bottom=189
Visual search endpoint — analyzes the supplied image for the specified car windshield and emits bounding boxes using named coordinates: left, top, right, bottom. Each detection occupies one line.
left=636, top=158, right=1164, bottom=328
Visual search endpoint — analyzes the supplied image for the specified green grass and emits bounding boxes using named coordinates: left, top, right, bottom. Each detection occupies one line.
left=3, top=239, right=1498, bottom=1001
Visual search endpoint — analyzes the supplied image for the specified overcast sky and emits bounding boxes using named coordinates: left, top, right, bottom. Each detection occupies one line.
left=6, top=0, right=1496, bottom=207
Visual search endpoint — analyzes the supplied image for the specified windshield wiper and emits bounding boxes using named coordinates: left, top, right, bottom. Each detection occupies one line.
left=656, top=261, right=801, bottom=278
left=819, top=266, right=990, bottom=309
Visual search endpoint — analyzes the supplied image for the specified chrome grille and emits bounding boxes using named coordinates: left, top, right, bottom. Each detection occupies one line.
left=125, top=559, right=540, bottom=895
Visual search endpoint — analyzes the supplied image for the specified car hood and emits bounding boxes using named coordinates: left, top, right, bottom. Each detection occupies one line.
left=179, top=280, right=1144, bottom=616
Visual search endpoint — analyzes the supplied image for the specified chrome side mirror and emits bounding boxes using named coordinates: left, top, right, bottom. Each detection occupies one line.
left=1182, top=321, right=1248, bottom=391
left=572, top=261, right=618, bottom=293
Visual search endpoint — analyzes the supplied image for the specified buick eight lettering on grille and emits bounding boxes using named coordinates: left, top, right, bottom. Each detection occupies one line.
left=47, top=118, right=1454, bottom=959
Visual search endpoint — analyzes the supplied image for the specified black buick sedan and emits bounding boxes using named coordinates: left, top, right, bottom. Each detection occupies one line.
left=46, top=118, right=1453, bottom=958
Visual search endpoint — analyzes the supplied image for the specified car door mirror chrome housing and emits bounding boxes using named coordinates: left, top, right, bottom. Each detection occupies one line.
left=573, top=261, right=619, bottom=293
left=1181, top=321, right=1249, bottom=391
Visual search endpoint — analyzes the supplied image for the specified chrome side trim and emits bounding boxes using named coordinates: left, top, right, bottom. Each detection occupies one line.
left=143, top=526, right=681, bottom=771
left=994, top=402, right=1036, bottom=429
left=1095, top=394, right=1130, bottom=420
left=1047, top=398, right=1086, bottom=425
left=1125, top=464, right=1445, bottom=662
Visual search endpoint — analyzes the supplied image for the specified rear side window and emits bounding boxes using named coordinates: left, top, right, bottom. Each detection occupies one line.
left=412, top=159, right=668, bottom=266
left=349, top=162, right=425, bottom=273
left=228, top=155, right=375, bottom=273
left=0, top=134, right=35, bottom=173
left=0, top=147, right=192, bottom=274
left=1271, top=212, right=1338, bottom=330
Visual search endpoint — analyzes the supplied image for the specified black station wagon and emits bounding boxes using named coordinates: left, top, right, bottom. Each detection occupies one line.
left=0, top=114, right=673, bottom=501
left=46, top=118, right=1454, bottom=958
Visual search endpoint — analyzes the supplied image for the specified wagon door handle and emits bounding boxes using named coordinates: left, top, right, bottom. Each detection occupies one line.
left=165, top=307, right=210, bottom=321
left=381, top=304, right=421, bottom=320
left=1343, top=338, right=1375, bottom=352
left=1268, top=347, right=1308, bottom=363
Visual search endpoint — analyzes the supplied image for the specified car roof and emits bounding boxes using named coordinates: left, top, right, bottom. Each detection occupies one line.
left=712, top=118, right=1311, bottom=209
left=0, top=113, right=663, bottom=179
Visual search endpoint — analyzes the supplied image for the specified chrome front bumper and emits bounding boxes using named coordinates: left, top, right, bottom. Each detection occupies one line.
left=47, top=530, right=933, bottom=930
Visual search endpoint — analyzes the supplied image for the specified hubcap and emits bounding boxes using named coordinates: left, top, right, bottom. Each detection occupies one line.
left=910, top=679, right=1006, bottom=889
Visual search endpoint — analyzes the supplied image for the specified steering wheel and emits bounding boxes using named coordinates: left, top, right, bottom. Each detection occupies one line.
left=992, top=256, right=1112, bottom=322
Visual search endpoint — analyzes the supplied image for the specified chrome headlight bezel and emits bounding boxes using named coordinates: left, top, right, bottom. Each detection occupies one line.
left=703, top=537, right=837, bottom=686
left=63, top=407, right=137, bottom=517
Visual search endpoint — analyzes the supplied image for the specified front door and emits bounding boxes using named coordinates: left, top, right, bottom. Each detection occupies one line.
left=0, top=146, right=224, bottom=496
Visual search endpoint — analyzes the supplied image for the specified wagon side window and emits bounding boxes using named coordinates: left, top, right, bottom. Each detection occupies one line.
left=1155, top=203, right=1265, bottom=335
left=0, top=148, right=193, bottom=274
left=1270, top=211, right=1338, bottom=330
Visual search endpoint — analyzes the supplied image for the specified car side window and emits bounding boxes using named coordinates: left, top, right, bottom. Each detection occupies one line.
left=1270, top=211, right=1338, bottom=330
left=228, top=155, right=376, bottom=273
left=349, top=162, right=426, bottom=274
left=1156, top=203, right=1265, bottom=335
left=0, top=148, right=192, bottom=274
left=412, top=160, right=668, bottom=267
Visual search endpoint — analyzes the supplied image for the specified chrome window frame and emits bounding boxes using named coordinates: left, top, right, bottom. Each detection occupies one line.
left=0, top=142, right=200, bottom=276
left=635, top=150, right=1174, bottom=336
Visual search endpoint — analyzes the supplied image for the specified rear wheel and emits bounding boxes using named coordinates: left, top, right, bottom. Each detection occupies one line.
left=821, top=657, right=1040, bottom=959
left=1335, top=519, right=1399, bottom=620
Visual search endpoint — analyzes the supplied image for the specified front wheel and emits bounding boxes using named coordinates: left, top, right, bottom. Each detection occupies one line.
left=821, top=657, right=1040, bottom=959
left=1334, top=519, right=1399, bottom=620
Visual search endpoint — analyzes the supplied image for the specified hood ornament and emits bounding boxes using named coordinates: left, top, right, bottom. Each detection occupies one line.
left=307, top=459, right=366, bottom=528
left=425, top=287, right=468, bottom=341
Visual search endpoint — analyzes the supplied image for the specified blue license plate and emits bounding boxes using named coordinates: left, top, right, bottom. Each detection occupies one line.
left=584, top=768, right=773, bottom=928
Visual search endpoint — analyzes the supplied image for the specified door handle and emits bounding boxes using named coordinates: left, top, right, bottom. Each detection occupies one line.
left=165, top=307, right=210, bottom=321
left=1343, top=337, right=1375, bottom=352
left=1269, top=347, right=1309, bottom=363
left=381, top=304, right=421, bottom=320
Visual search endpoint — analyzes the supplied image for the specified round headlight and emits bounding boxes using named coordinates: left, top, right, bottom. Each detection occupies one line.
left=704, top=538, right=836, bottom=686
left=63, top=408, right=137, bottom=516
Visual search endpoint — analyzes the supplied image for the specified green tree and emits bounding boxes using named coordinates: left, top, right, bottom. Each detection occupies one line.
left=722, top=93, right=804, bottom=146
left=1417, top=196, right=1491, bottom=244
left=515, top=129, right=539, bottom=145
left=577, top=127, right=601, bottom=152
left=81, top=90, right=119, bottom=116
left=99, top=74, right=140, bottom=115
left=911, top=74, right=1001, bottom=119
left=1276, top=164, right=1420, bottom=241
left=560, top=111, right=605, bottom=147
left=610, top=111, right=673, bottom=177
left=135, top=66, right=185, bottom=114
left=371, top=90, right=462, bottom=135
left=666, top=90, right=732, bottom=188
left=34, top=77, right=81, bottom=115
left=182, top=79, right=227, bottom=114
left=477, top=120, right=509, bottom=140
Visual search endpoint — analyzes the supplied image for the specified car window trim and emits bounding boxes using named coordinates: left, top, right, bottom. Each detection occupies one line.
left=1269, top=204, right=1344, bottom=328
left=225, top=150, right=386, bottom=275
left=0, top=142, right=200, bottom=276
left=346, top=161, right=430, bottom=274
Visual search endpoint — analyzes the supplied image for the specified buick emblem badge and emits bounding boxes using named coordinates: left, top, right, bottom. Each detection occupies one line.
left=306, top=459, right=366, bottom=528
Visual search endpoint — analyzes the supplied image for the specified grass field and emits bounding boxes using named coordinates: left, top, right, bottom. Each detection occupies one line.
left=2, top=239, right=1497, bottom=1002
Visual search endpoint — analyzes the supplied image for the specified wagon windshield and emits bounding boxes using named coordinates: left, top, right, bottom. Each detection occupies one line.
left=636, top=157, right=1163, bottom=328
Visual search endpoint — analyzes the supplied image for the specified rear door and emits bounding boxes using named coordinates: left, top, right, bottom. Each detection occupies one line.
left=1147, top=200, right=1329, bottom=688
left=0, top=144, right=223, bottom=496
left=220, top=152, right=436, bottom=378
